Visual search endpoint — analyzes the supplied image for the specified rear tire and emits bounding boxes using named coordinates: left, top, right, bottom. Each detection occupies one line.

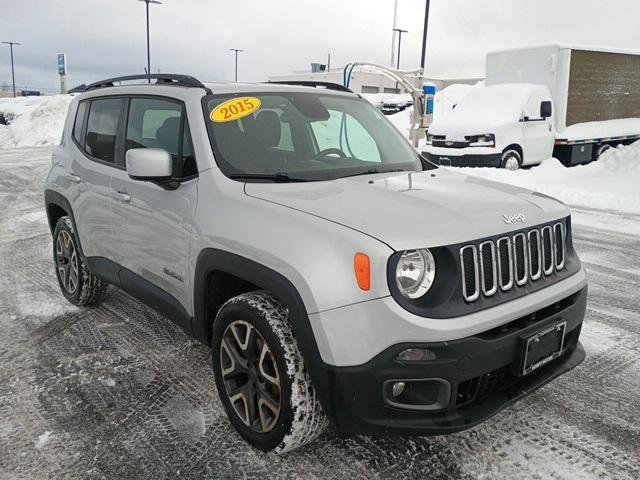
left=500, top=149, right=522, bottom=170
left=211, top=291, right=327, bottom=453
left=53, top=216, right=108, bottom=306
left=594, top=143, right=612, bottom=160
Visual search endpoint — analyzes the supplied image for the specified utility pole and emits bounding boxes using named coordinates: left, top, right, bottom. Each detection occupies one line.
left=327, top=53, right=331, bottom=72
left=229, top=48, right=243, bottom=82
left=137, top=0, right=162, bottom=83
left=392, top=28, right=407, bottom=93
left=1, top=41, right=20, bottom=97
left=420, top=0, right=431, bottom=71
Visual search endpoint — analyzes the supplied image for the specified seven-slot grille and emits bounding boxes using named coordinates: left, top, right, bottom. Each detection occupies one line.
left=460, top=221, right=567, bottom=302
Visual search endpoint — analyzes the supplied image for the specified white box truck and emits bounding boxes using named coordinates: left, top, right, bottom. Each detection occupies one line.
left=423, top=45, right=640, bottom=169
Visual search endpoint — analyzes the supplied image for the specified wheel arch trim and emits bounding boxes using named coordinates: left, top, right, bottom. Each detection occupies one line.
left=44, top=189, right=85, bottom=257
left=193, top=248, right=336, bottom=419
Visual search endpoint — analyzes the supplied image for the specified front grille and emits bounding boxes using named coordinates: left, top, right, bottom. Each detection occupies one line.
left=460, top=245, right=479, bottom=301
left=496, top=237, right=513, bottom=290
left=432, top=140, right=470, bottom=148
left=513, top=233, right=528, bottom=286
left=541, top=226, right=554, bottom=275
left=479, top=241, right=497, bottom=296
left=528, top=229, right=542, bottom=280
left=460, top=221, right=568, bottom=302
left=554, top=222, right=565, bottom=269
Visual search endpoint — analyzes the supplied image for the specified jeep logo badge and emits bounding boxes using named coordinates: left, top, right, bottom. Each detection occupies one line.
left=503, top=213, right=526, bottom=224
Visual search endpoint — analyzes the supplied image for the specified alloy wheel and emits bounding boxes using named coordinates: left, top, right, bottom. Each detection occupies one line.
left=220, top=320, right=282, bottom=433
left=56, top=230, right=79, bottom=294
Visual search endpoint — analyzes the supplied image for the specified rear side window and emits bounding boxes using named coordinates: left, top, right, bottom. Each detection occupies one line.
left=85, top=98, right=122, bottom=163
left=126, top=97, right=197, bottom=179
left=72, top=101, right=87, bottom=144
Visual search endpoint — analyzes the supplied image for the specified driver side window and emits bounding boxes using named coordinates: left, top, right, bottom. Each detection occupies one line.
left=310, top=110, right=381, bottom=163
left=126, top=97, right=198, bottom=179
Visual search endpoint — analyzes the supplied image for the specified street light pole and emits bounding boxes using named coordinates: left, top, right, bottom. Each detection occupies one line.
left=392, top=28, right=408, bottom=70
left=392, top=28, right=407, bottom=93
left=420, top=0, right=431, bottom=70
left=137, top=0, right=162, bottom=82
left=1, top=41, right=20, bottom=97
left=229, top=48, right=244, bottom=82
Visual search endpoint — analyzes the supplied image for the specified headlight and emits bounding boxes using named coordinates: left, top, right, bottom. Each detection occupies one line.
left=395, top=249, right=436, bottom=299
left=467, top=134, right=495, bottom=147
left=425, top=133, right=434, bottom=144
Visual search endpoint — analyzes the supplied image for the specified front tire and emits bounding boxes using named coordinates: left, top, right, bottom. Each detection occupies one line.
left=53, top=216, right=108, bottom=306
left=500, top=148, right=522, bottom=170
left=211, top=291, right=327, bottom=453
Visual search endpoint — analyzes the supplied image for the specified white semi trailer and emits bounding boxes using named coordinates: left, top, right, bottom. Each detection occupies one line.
left=423, top=45, right=640, bottom=169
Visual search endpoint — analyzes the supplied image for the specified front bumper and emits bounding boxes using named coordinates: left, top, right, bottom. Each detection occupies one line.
left=320, top=286, right=587, bottom=435
left=422, top=145, right=502, bottom=167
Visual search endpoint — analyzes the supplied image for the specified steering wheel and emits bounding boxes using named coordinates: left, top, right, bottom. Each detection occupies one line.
left=314, top=148, right=347, bottom=160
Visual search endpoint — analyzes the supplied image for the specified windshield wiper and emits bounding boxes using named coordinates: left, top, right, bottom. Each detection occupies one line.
left=228, top=173, right=313, bottom=183
left=338, top=168, right=408, bottom=179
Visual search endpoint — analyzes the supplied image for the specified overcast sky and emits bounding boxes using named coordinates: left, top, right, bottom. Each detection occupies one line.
left=1, top=0, right=639, bottom=93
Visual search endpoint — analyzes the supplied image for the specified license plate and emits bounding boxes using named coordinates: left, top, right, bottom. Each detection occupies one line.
left=521, top=321, right=566, bottom=376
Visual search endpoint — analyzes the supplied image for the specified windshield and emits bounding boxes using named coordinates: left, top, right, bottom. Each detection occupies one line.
left=451, top=85, right=530, bottom=121
left=203, top=92, right=423, bottom=181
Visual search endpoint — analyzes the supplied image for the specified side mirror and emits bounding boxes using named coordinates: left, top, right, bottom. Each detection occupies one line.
left=126, top=148, right=172, bottom=180
left=540, top=101, right=552, bottom=119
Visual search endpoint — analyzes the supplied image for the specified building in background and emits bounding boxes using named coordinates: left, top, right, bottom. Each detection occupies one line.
left=268, top=65, right=482, bottom=94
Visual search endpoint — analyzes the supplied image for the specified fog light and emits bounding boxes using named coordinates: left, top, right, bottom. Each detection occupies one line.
left=392, top=382, right=406, bottom=397
left=397, top=348, right=437, bottom=362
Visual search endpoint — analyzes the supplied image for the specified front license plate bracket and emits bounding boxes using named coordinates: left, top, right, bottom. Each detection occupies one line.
left=520, top=321, right=567, bottom=376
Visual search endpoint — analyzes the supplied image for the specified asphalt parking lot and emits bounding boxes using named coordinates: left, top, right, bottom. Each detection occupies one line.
left=1, top=147, right=639, bottom=479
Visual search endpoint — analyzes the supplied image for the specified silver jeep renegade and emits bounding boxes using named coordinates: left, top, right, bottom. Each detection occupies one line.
left=44, top=74, right=587, bottom=453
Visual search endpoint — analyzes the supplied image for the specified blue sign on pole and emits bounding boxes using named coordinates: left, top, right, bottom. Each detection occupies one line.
left=57, top=54, right=67, bottom=75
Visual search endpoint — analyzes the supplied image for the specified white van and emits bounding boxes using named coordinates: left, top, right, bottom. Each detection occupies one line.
left=423, top=45, right=640, bottom=169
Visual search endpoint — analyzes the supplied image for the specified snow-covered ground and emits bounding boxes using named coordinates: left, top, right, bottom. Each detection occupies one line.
left=0, top=146, right=638, bottom=479
left=0, top=95, right=72, bottom=148
left=0, top=94, right=639, bottom=479
left=461, top=143, right=640, bottom=215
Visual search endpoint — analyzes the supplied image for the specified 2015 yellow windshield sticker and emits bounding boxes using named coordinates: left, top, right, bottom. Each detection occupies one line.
left=210, top=97, right=261, bottom=123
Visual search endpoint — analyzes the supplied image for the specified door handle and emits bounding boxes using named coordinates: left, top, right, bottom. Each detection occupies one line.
left=68, top=173, right=81, bottom=183
left=115, top=191, right=131, bottom=203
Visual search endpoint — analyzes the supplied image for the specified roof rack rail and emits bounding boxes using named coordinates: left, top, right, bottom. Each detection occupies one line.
left=267, top=80, right=352, bottom=93
left=85, top=74, right=211, bottom=93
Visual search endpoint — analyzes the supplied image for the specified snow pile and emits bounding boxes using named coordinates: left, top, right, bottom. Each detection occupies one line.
left=460, top=141, right=640, bottom=215
left=387, top=107, right=412, bottom=135
left=0, top=95, right=72, bottom=148
left=561, top=118, right=640, bottom=141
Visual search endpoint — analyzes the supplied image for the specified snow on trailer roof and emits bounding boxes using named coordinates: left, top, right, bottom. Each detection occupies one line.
left=558, top=118, right=640, bottom=142
left=488, top=43, right=640, bottom=57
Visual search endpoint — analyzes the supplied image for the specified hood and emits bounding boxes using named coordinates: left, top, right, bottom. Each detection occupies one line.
left=428, top=112, right=513, bottom=138
left=245, top=169, right=569, bottom=251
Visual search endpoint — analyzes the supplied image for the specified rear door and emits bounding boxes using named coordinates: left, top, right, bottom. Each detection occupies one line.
left=68, top=97, right=125, bottom=260
left=109, top=96, right=198, bottom=312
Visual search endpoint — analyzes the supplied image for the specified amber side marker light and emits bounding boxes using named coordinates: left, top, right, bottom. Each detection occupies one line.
left=354, top=253, right=371, bottom=291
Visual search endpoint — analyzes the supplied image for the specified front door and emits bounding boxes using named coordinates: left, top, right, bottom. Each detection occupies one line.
left=522, top=94, right=555, bottom=164
left=109, top=96, right=199, bottom=313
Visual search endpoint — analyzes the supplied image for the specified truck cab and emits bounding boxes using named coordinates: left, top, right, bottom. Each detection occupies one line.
left=423, top=83, right=554, bottom=170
